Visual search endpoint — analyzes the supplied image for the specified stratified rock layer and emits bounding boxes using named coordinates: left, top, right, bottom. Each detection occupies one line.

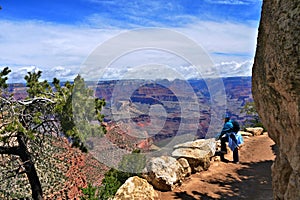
left=252, top=0, right=300, bottom=199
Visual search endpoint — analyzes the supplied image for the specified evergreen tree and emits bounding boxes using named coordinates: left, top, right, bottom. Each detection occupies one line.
left=0, top=68, right=106, bottom=199
left=240, top=101, right=265, bottom=130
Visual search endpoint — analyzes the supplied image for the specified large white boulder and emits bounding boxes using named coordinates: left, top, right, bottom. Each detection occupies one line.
left=172, top=138, right=216, bottom=172
left=142, top=156, right=185, bottom=191
left=177, top=158, right=192, bottom=177
left=113, top=176, right=158, bottom=200
left=239, top=131, right=253, bottom=137
left=245, top=127, right=264, bottom=136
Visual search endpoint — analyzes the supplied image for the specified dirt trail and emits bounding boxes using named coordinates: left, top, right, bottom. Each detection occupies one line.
left=156, top=134, right=276, bottom=200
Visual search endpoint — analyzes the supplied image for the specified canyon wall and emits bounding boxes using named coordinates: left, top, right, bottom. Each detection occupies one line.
left=252, top=0, right=300, bottom=199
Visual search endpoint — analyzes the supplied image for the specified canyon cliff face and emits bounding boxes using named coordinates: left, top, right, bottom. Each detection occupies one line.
left=252, top=0, right=300, bottom=199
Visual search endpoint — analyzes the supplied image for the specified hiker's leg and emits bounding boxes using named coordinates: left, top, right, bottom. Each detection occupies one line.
left=233, top=148, right=239, bottom=163
left=221, top=136, right=228, bottom=154
left=220, top=136, right=228, bottom=161
left=229, top=134, right=239, bottom=163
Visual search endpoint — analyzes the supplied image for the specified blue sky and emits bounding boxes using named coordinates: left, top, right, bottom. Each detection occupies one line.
left=0, top=0, right=262, bottom=82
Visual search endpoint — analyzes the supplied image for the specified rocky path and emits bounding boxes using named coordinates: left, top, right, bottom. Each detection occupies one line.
left=156, top=134, right=276, bottom=200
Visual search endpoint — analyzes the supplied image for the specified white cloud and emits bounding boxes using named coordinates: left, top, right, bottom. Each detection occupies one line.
left=215, top=60, right=253, bottom=77
left=0, top=65, right=78, bottom=83
left=0, top=18, right=258, bottom=81
left=2, top=65, right=40, bottom=83
left=177, top=20, right=258, bottom=62
left=0, top=20, right=123, bottom=81
left=0, top=20, right=122, bottom=66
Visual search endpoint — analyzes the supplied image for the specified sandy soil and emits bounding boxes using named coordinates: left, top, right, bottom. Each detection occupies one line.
left=156, top=134, right=276, bottom=200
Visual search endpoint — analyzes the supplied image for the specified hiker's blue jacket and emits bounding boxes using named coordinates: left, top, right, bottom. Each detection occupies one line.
left=220, top=120, right=233, bottom=137
left=219, top=120, right=244, bottom=151
left=228, top=132, right=244, bottom=151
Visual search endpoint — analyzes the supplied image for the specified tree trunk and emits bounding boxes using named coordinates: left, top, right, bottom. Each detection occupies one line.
left=17, top=133, right=43, bottom=200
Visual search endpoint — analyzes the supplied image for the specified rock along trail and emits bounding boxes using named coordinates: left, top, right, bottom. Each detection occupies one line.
left=156, top=134, right=276, bottom=199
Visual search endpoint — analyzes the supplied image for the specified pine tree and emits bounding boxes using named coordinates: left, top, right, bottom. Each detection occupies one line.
left=0, top=68, right=106, bottom=199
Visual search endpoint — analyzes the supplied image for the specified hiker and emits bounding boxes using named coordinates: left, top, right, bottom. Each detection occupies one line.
left=217, top=115, right=243, bottom=163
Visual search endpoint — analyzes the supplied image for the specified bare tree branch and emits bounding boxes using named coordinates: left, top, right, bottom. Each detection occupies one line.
left=18, top=97, right=55, bottom=105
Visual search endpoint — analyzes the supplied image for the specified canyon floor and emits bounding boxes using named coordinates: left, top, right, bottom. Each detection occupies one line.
left=156, top=134, right=276, bottom=200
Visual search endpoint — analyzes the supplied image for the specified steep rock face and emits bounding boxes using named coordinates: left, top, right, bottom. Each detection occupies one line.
left=252, top=0, right=300, bottom=199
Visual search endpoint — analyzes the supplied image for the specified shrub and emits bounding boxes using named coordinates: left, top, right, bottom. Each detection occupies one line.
left=98, top=168, right=132, bottom=200
left=81, top=183, right=100, bottom=200
left=82, top=149, right=146, bottom=199
left=240, top=101, right=267, bottom=131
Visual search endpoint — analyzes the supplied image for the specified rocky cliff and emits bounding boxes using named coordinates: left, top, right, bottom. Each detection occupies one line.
left=252, top=0, right=300, bottom=199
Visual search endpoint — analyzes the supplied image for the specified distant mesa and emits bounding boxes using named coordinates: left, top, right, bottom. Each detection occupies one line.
left=10, top=77, right=254, bottom=142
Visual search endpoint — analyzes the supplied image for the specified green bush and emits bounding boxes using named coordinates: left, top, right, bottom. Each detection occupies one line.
left=81, top=149, right=146, bottom=200
left=98, top=168, right=132, bottom=200
left=81, top=183, right=100, bottom=200
left=80, top=169, right=129, bottom=200
left=118, top=149, right=146, bottom=174
left=240, top=101, right=267, bottom=131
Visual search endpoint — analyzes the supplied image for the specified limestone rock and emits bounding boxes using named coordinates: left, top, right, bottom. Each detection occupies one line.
left=172, top=148, right=210, bottom=173
left=172, top=139, right=216, bottom=173
left=113, top=176, right=158, bottom=200
left=173, top=138, right=217, bottom=157
left=252, top=0, right=300, bottom=199
left=239, top=131, right=253, bottom=137
left=142, top=156, right=185, bottom=191
left=177, top=158, right=192, bottom=177
left=245, top=127, right=264, bottom=136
